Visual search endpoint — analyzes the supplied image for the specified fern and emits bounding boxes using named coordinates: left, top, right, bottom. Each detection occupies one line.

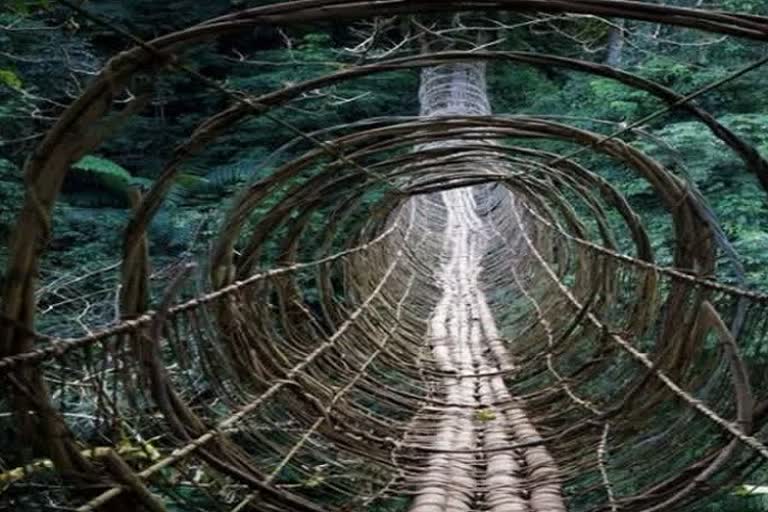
left=69, top=155, right=207, bottom=207
left=71, top=155, right=135, bottom=201
left=166, top=173, right=211, bottom=206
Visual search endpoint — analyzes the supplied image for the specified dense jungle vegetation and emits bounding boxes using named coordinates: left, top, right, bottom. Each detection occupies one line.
left=1, top=1, right=768, bottom=510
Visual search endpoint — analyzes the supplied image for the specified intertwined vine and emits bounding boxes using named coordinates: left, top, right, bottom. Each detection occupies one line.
left=2, top=2, right=768, bottom=512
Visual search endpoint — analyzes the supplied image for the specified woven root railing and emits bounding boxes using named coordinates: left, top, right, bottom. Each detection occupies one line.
left=2, top=2, right=768, bottom=512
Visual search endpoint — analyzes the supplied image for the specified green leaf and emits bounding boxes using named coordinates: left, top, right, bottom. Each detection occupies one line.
left=174, top=173, right=210, bottom=189
left=0, top=69, right=22, bottom=89
left=304, top=473, right=325, bottom=488
left=71, top=155, right=133, bottom=199
left=475, top=409, right=497, bottom=422
left=73, top=155, right=132, bottom=180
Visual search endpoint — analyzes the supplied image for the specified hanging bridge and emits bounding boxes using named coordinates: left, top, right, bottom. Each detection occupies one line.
left=2, top=2, right=768, bottom=511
